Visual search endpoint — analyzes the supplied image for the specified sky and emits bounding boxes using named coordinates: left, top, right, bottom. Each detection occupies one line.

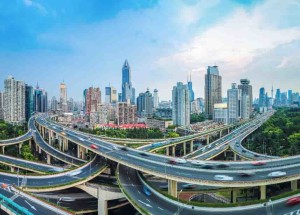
left=0, top=0, right=300, bottom=101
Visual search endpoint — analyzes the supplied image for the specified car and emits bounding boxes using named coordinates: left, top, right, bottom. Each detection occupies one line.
left=112, top=145, right=119, bottom=150
left=182, top=183, right=196, bottom=189
left=143, top=186, right=151, bottom=196
left=68, top=170, right=82, bottom=176
left=120, top=146, right=128, bottom=151
left=167, top=159, right=177, bottom=165
left=216, top=163, right=230, bottom=168
left=78, top=137, right=85, bottom=141
left=236, top=144, right=240, bottom=147
left=90, top=144, right=98, bottom=150
left=88, top=137, right=92, bottom=141
left=61, top=132, right=66, bottom=136
left=242, top=149, right=246, bottom=153
left=175, top=158, right=187, bottom=164
left=190, top=160, right=203, bottom=166
left=214, top=175, right=233, bottom=181
left=201, top=164, right=215, bottom=169
left=139, top=152, right=148, bottom=156
left=238, top=172, right=256, bottom=177
left=254, top=154, right=259, bottom=157
left=286, top=196, right=300, bottom=206
left=268, top=171, right=286, bottom=178
left=252, top=161, right=266, bottom=166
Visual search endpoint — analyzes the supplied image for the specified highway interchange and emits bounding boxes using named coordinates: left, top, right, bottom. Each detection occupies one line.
left=0, top=111, right=300, bottom=214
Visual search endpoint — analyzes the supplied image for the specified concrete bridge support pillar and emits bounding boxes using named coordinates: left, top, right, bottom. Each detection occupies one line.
left=206, top=136, right=210, bottom=145
left=166, top=147, right=170, bottom=156
left=38, top=146, right=42, bottom=154
left=168, top=179, right=178, bottom=197
left=29, top=139, right=32, bottom=148
left=1, top=146, right=5, bottom=154
left=190, top=140, right=194, bottom=153
left=18, top=143, right=23, bottom=155
left=260, top=185, right=266, bottom=200
left=291, top=180, right=298, bottom=191
left=62, top=138, right=68, bottom=152
left=172, top=146, right=176, bottom=157
left=219, top=130, right=223, bottom=138
left=233, top=153, right=237, bottom=161
left=10, top=167, right=15, bottom=172
left=183, top=142, right=186, bottom=155
left=48, top=130, right=52, bottom=145
left=77, top=145, right=86, bottom=159
left=97, top=188, right=108, bottom=215
left=58, top=137, right=62, bottom=151
left=227, top=128, right=230, bottom=134
left=231, top=190, right=238, bottom=203
left=46, top=154, right=51, bottom=165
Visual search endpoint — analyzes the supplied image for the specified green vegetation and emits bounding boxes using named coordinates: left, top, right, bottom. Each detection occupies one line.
left=245, top=108, right=300, bottom=156
left=190, top=113, right=205, bottom=124
left=0, top=120, right=26, bottom=140
left=21, top=144, right=37, bottom=161
left=79, top=127, right=164, bottom=139
left=166, top=131, right=180, bottom=138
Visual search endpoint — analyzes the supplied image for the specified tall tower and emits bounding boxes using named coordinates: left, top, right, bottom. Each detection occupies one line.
left=172, top=82, right=190, bottom=127
left=238, top=79, right=253, bottom=118
left=153, top=89, right=159, bottom=109
left=205, top=66, right=222, bottom=119
left=3, top=76, right=26, bottom=124
left=227, top=83, right=241, bottom=124
left=60, top=82, right=68, bottom=112
left=121, top=60, right=135, bottom=104
left=187, top=72, right=195, bottom=103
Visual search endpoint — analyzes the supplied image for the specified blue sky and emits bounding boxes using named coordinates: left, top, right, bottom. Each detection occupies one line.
left=0, top=0, right=300, bottom=101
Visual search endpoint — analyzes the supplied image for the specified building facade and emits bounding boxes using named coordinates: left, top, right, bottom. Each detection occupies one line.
left=153, top=89, right=159, bottom=109
left=59, top=82, right=68, bottom=112
left=205, top=66, right=222, bottom=119
left=4, top=76, right=26, bottom=124
left=238, top=79, right=253, bottom=117
left=213, top=103, right=228, bottom=124
left=116, top=102, right=137, bottom=125
left=0, top=92, right=4, bottom=120
left=137, top=89, right=153, bottom=117
left=25, top=85, right=34, bottom=121
left=227, top=83, right=241, bottom=124
left=172, top=82, right=190, bottom=127
left=121, top=60, right=135, bottom=104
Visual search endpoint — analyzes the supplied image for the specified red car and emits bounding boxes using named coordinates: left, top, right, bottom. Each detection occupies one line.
left=90, top=144, right=98, bottom=150
left=251, top=161, right=266, bottom=166
left=286, top=196, right=300, bottom=206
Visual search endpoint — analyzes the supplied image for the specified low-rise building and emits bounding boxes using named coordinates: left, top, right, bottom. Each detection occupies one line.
left=213, top=103, right=228, bottom=124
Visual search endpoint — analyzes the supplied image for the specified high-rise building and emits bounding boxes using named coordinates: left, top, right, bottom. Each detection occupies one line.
left=213, top=103, right=228, bottom=124
left=121, top=60, right=135, bottom=104
left=227, top=83, right=241, bottom=124
left=191, top=100, right=200, bottom=114
left=118, top=93, right=122, bottom=102
left=0, top=91, right=4, bottom=120
left=205, top=66, right=222, bottom=119
left=172, top=82, right=190, bottom=127
left=59, top=82, right=68, bottom=112
left=68, top=98, right=74, bottom=112
left=116, top=102, right=137, bottom=125
left=51, top=96, right=58, bottom=111
left=137, top=89, right=153, bottom=117
left=34, top=84, right=48, bottom=113
left=274, top=89, right=281, bottom=106
left=3, top=76, right=25, bottom=124
left=105, top=86, right=118, bottom=104
left=153, top=89, right=159, bottom=109
left=288, top=90, right=293, bottom=105
left=241, top=94, right=250, bottom=119
left=259, top=87, right=266, bottom=108
left=187, top=73, right=194, bottom=103
left=84, top=87, right=101, bottom=115
left=238, top=79, right=253, bottom=117
left=25, top=85, right=34, bottom=121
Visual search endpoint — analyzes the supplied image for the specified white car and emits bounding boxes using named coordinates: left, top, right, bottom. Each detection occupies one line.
left=268, top=171, right=286, bottom=178
left=214, top=175, right=234, bottom=181
left=78, top=137, right=85, bottom=141
left=190, top=160, right=203, bottom=166
left=175, top=158, right=187, bottom=164
left=68, top=170, right=82, bottom=176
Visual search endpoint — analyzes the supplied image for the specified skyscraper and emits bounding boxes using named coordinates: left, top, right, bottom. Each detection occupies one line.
left=205, top=66, right=222, bottom=119
left=187, top=73, right=194, bottom=103
left=227, top=83, right=241, bottom=124
left=153, top=89, right=159, bottom=109
left=259, top=87, right=266, bottom=108
left=121, top=60, right=135, bottom=104
left=60, top=82, right=68, bottom=112
left=172, top=82, right=190, bottom=127
left=137, top=89, right=153, bottom=117
left=275, top=89, right=281, bottom=106
left=3, top=76, right=25, bottom=124
left=288, top=90, right=293, bottom=105
left=238, top=79, right=253, bottom=117
left=105, top=86, right=118, bottom=104
left=25, top=85, right=34, bottom=121
left=34, top=84, right=48, bottom=113
left=84, top=87, right=101, bottom=115
left=51, top=96, right=58, bottom=111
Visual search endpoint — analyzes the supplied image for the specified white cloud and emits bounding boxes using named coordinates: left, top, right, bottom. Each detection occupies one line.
left=23, top=0, right=47, bottom=15
left=276, top=56, right=290, bottom=68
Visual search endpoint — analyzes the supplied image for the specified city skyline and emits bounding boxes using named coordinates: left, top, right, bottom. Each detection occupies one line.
left=0, top=0, right=299, bottom=101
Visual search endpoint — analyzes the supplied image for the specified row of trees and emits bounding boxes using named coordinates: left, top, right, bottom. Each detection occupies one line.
left=190, top=113, right=205, bottom=124
left=246, top=108, right=300, bottom=156
left=0, top=120, right=26, bottom=140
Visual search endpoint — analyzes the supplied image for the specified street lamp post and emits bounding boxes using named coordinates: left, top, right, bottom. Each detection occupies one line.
left=57, top=197, right=62, bottom=215
left=177, top=189, right=183, bottom=215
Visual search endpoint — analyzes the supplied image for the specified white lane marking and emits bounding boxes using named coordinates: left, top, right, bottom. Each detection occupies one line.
left=158, top=207, right=164, bottom=210
left=138, top=200, right=152, bottom=208
left=146, top=199, right=150, bottom=203
left=25, top=200, right=37, bottom=211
